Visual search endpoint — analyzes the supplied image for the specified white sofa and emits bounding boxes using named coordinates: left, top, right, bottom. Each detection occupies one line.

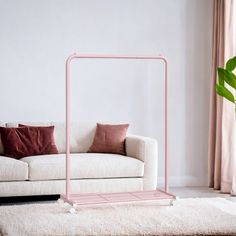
left=0, top=122, right=158, bottom=197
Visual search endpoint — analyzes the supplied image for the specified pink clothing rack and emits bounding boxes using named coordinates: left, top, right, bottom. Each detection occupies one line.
left=60, top=53, right=176, bottom=207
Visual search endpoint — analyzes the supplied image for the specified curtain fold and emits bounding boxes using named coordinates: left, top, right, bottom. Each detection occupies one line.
left=208, top=0, right=235, bottom=193
left=231, top=0, right=236, bottom=195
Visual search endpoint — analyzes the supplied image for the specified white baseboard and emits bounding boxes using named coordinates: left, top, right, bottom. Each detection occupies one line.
left=157, top=176, right=208, bottom=187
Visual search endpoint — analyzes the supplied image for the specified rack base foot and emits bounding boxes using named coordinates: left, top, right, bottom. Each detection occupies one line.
left=69, top=207, right=77, bottom=214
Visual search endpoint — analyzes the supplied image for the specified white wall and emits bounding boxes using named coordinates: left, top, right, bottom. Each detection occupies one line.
left=0, top=0, right=212, bottom=186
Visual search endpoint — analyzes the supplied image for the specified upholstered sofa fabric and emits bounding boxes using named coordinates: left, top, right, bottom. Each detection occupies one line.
left=0, top=156, right=28, bottom=181
left=20, top=153, right=144, bottom=180
left=0, top=122, right=158, bottom=197
left=126, top=135, right=158, bottom=190
left=0, top=178, right=143, bottom=197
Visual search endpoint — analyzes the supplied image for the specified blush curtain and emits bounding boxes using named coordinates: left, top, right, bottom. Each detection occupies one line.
left=208, top=0, right=236, bottom=193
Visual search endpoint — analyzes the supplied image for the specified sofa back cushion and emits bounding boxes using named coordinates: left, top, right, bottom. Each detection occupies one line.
left=6, top=122, right=97, bottom=153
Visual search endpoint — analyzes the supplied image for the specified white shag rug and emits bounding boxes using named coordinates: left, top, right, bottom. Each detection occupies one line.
left=0, top=197, right=236, bottom=236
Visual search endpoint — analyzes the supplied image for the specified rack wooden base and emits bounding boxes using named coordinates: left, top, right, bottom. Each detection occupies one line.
left=60, top=189, right=176, bottom=207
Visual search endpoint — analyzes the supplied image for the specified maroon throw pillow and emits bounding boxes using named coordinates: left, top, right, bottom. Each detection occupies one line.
left=0, top=126, right=58, bottom=159
left=88, top=123, right=129, bottom=155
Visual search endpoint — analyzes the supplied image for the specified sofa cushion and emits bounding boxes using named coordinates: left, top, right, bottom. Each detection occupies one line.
left=88, top=123, right=129, bottom=155
left=0, top=126, right=58, bottom=158
left=20, top=153, right=144, bottom=181
left=0, top=156, right=28, bottom=181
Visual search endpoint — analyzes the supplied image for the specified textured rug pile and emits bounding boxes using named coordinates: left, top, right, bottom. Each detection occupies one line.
left=0, top=197, right=236, bottom=236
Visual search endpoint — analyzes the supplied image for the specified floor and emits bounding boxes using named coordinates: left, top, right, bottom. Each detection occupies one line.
left=170, top=186, right=236, bottom=203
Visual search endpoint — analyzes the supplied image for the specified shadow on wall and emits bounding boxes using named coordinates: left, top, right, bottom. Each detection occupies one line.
left=184, top=0, right=212, bottom=186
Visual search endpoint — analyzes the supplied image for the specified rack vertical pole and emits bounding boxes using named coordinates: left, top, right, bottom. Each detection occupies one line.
left=66, top=56, right=71, bottom=199
left=164, top=58, right=168, bottom=193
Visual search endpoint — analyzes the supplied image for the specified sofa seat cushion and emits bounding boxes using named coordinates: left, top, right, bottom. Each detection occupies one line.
left=0, top=156, right=28, bottom=181
left=20, top=153, right=144, bottom=181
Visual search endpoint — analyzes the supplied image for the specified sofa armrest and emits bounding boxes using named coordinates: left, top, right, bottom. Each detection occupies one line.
left=125, top=135, right=158, bottom=190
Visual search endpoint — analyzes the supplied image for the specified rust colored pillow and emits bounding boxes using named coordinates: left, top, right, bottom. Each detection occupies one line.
left=0, top=126, right=58, bottom=159
left=88, top=123, right=129, bottom=155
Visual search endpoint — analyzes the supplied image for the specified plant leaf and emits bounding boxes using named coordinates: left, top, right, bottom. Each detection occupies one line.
left=216, top=84, right=235, bottom=103
left=217, top=68, right=236, bottom=89
left=226, top=56, right=236, bottom=71
left=217, top=67, right=224, bottom=86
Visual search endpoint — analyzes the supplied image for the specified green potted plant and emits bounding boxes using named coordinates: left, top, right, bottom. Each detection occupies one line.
left=216, top=56, right=236, bottom=109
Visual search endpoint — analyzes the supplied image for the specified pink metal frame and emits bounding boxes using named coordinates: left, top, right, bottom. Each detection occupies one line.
left=61, top=53, right=174, bottom=206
